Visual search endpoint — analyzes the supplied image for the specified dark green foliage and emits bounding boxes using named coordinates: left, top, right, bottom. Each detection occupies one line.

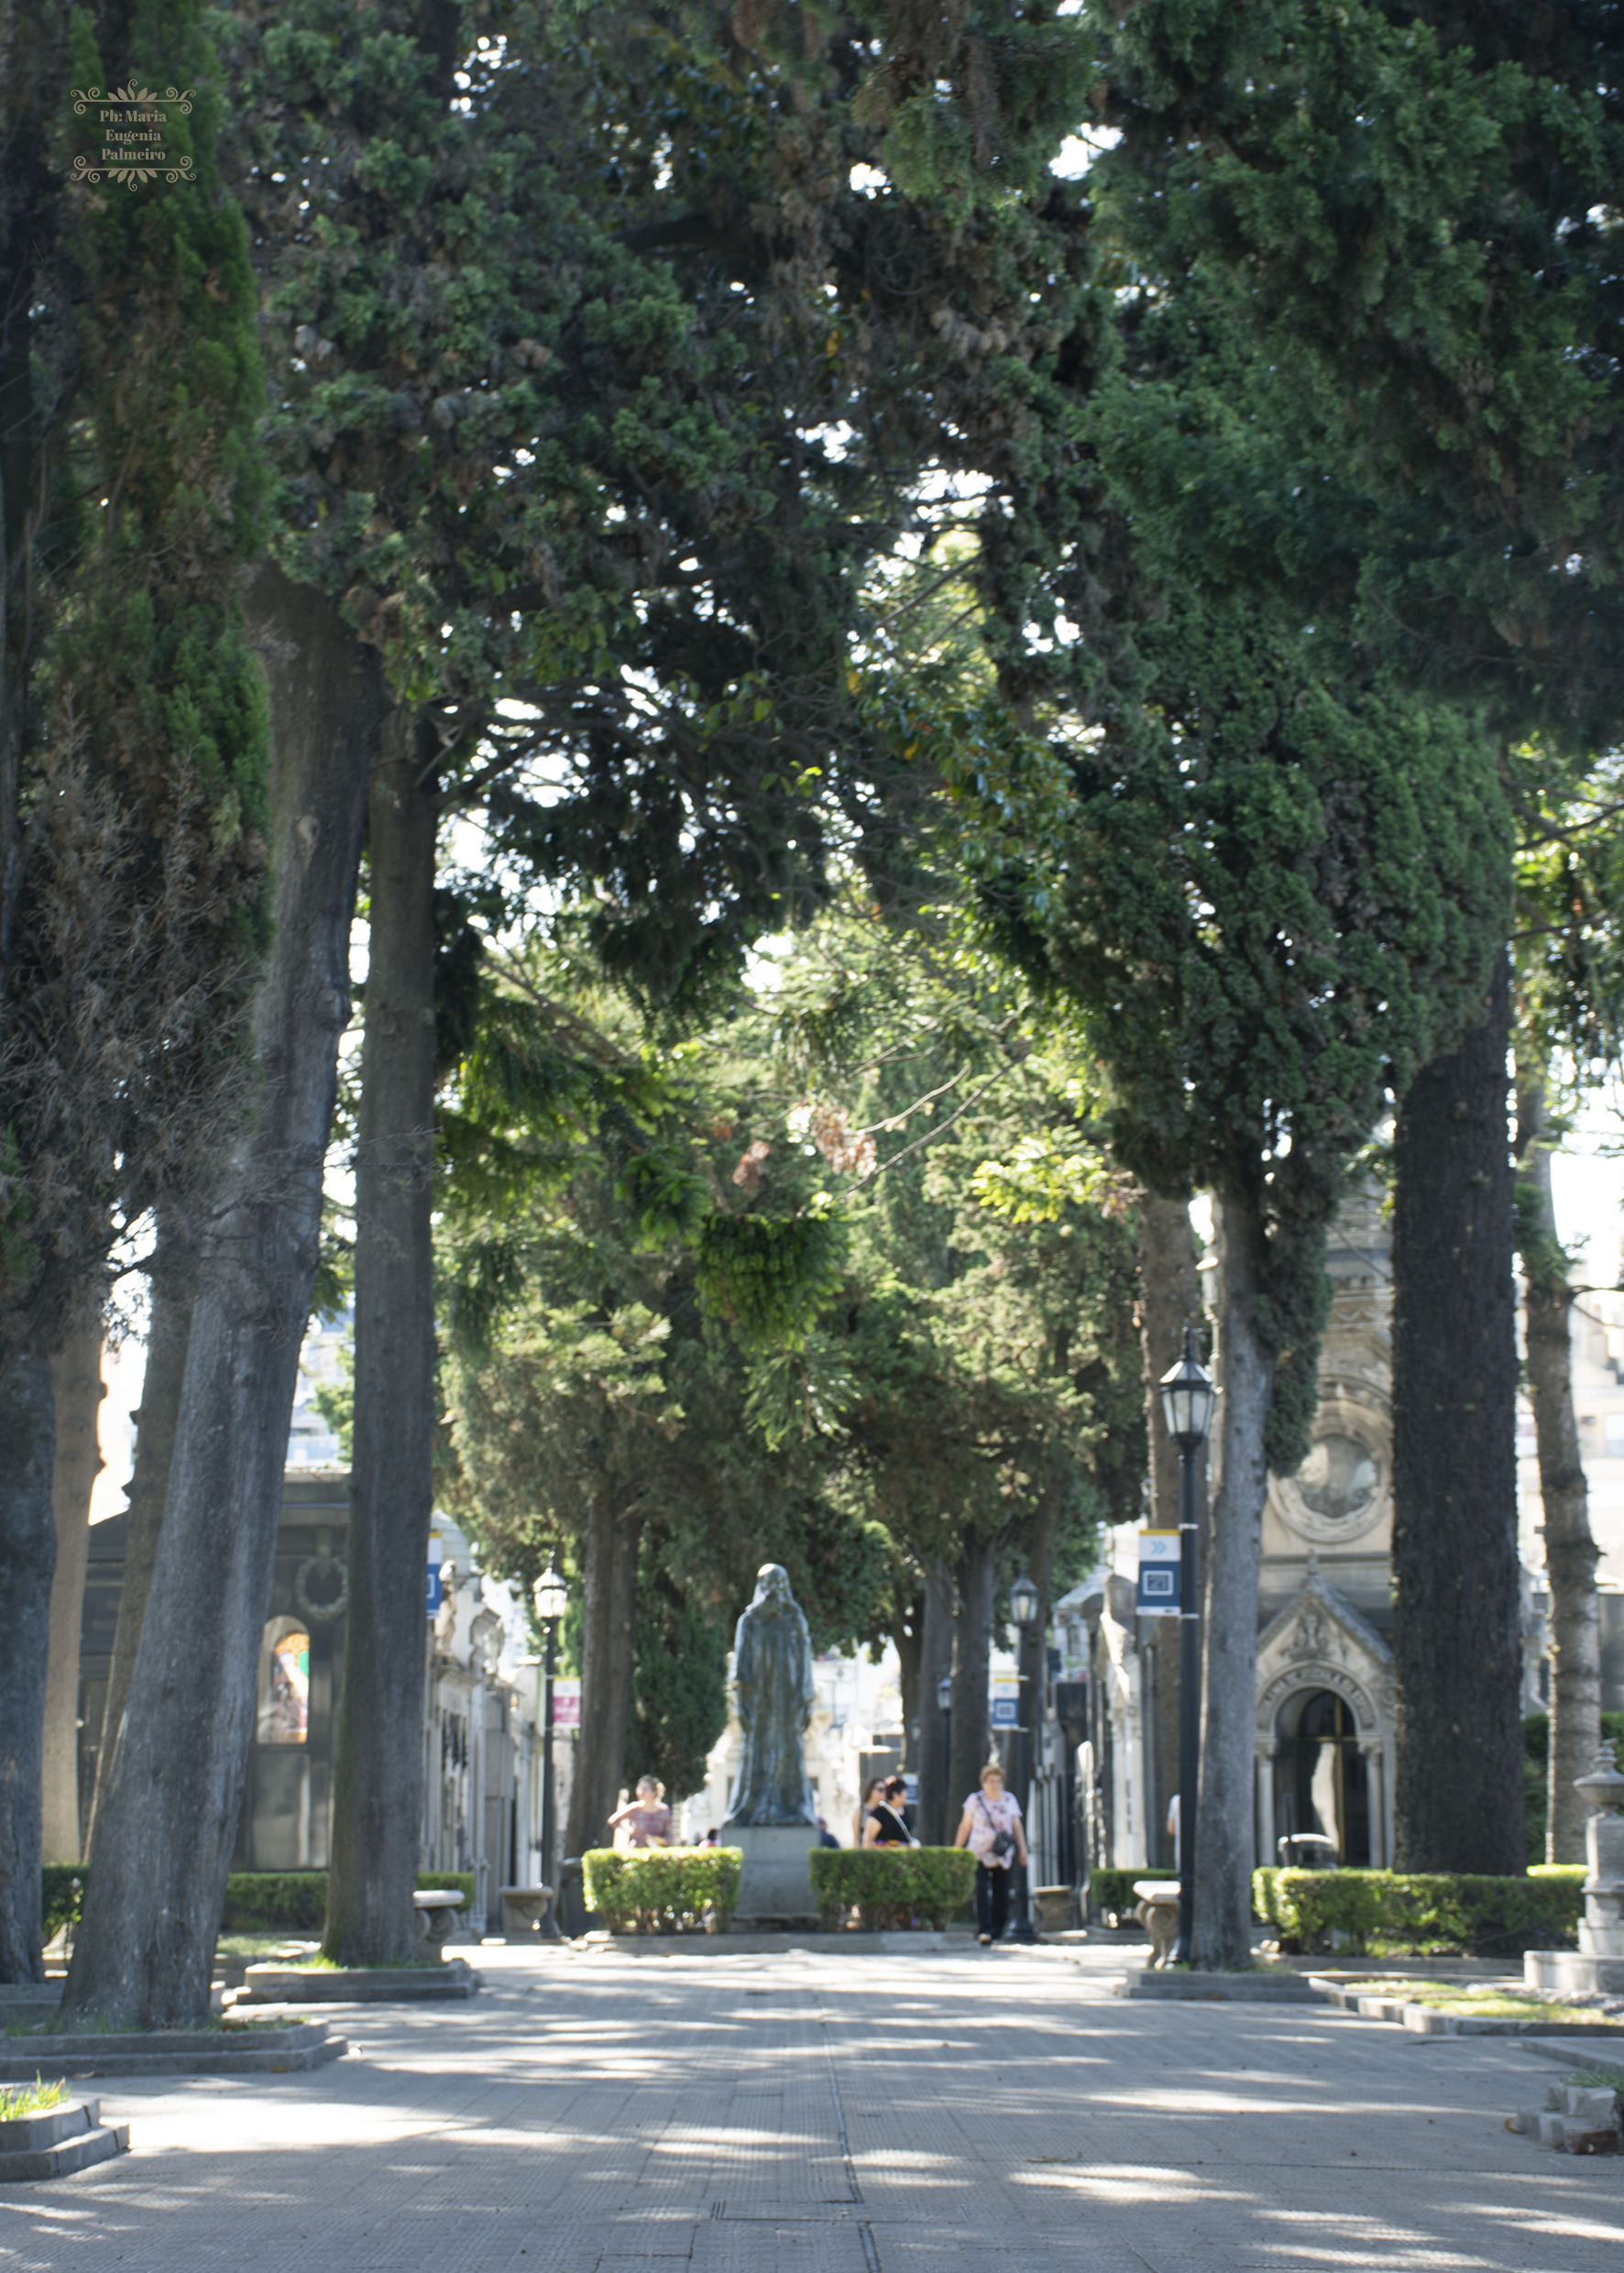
left=807, top=1844, right=977, bottom=1930
left=630, top=1554, right=730, bottom=1804
left=694, top=1207, right=847, bottom=1351
left=1252, top=1867, right=1586, bottom=1957
left=1084, top=1866, right=1151, bottom=1926
left=40, top=1866, right=84, bottom=1946
left=1, top=0, right=272, bottom=1347
left=40, top=1868, right=476, bottom=1940
left=1078, top=0, right=1624, bottom=741
left=580, top=1846, right=741, bottom=1931
left=1523, top=1714, right=1624, bottom=1866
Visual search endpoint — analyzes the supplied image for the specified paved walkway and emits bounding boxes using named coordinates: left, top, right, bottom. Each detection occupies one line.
left=3, top=1939, right=1623, bottom=2271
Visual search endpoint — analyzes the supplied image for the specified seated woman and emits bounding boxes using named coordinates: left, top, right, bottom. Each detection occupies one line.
left=607, top=1776, right=672, bottom=1850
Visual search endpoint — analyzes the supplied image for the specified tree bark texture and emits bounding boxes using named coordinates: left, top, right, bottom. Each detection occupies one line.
left=1516, top=1073, right=1599, bottom=1864
left=1138, top=1190, right=1202, bottom=1869
left=0, top=5, right=54, bottom=966
left=60, top=568, right=384, bottom=2028
left=83, top=1228, right=194, bottom=1861
left=40, top=1326, right=103, bottom=1862
left=893, top=1582, right=924, bottom=1773
left=949, top=1533, right=997, bottom=1819
left=0, top=1351, right=55, bottom=1981
left=1191, top=1188, right=1271, bottom=1973
left=565, top=1494, right=642, bottom=1857
left=324, top=716, right=439, bottom=1965
left=1391, top=955, right=1523, bottom=1873
left=915, top=1559, right=955, bottom=1845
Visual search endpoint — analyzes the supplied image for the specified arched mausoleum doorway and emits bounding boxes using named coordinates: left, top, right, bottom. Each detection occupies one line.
left=1275, top=1687, right=1371, bottom=1866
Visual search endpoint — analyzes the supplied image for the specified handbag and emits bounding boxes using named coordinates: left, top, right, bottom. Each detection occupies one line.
left=979, top=1795, right=1015, bottom=1860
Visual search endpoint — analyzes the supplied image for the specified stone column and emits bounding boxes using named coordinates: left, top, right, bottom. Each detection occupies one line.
left=1360, top=1741, right=1386, bottom=1868
left=1254, top=1749, right=1276, bottom=1869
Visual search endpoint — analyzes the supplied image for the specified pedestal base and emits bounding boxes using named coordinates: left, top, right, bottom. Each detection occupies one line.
left=1525, top=1948, right=1624, bottom=1996
left=727, top=1825, right=818, bottom=1925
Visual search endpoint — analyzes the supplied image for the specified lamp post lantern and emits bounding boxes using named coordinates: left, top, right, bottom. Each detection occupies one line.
left=532, top=1557, right=568, bottom=1938
left=1159, top=1325, right=1216, bottom=1965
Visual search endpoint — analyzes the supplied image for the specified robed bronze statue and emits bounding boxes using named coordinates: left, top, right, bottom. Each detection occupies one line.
left=723, top=1564, right=818, bottom=1827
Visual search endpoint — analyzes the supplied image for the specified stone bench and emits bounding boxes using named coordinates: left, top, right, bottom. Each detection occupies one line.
left=1133, top=1879, right=1181, bottom=1969
left=498, top=1884, right=556, bottom=1937
left=413, top=1888, right=466, bottom=1953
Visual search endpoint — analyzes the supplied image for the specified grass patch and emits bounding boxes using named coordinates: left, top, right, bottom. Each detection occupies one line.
left=1350, top=1978, right=1615, bottom=2024
left=214, top=1935, right=317, bottom=1963
left=0, top=2076, right=65, bottom=2118
left=257, top=1955, right=443, bottom=1972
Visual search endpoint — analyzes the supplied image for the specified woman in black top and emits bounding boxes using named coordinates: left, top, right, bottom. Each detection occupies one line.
left=861, top=1777, right=916, bottom=1848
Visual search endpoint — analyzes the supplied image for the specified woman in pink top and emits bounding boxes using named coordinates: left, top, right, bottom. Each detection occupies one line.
left=953, top=1762, right=1027, bottom=1944
left=607, top=1776, right=672, bottom=1849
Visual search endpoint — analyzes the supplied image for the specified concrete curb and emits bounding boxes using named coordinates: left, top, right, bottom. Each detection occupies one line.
left=0, top=2019, right=345, bottom=2081
left=1311, top=1980, right=1624, bottom=2036
left=0, top=2097, right=129, bottom=2183
left=238, top=1957, right=478, bottom=2004
left=1116, top=1969, right=1324, bottom=2002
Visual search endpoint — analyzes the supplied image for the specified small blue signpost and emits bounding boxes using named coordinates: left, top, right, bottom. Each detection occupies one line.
left=1136, top=1529, right=1180, bottom=1616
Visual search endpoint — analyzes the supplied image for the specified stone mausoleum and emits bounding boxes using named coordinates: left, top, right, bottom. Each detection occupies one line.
left=1070, top=1185, right=1561, bottom=1878
left=77, top=1479, right=551, bottom=1933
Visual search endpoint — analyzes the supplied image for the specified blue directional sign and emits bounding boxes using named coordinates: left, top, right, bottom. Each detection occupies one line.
left=1136, top=1529, right=1180, bottom=1617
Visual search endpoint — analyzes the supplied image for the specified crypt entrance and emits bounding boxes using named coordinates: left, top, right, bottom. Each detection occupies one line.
left=1274, top=1686, right=1372, bottom=1866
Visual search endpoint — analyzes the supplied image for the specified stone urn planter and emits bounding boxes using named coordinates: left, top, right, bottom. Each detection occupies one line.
left=499, top=1884, right=558, bottom=1938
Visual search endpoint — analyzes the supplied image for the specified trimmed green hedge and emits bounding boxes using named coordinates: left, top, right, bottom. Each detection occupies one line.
left=581, top=1847, right=742, bottom=1932
left=41, top=1868, right=478, bottom=1942
left=1087, top=1867, right=1160, bottom=1925
left=807, top=1846, right=977, bottom=1930
left=1252, top=1867, right=1586, bottom=1956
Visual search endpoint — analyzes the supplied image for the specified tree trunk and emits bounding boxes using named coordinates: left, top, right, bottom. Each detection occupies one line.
left=1391, top=954, right=1522, bottom=1872
left=40, top=1325, right=103, bottom=1862
left=565, top=1494, right=642, bottom=1856
left=894, top=1580, right=924, bottom=1773
left=1139, top=1189, right=1201, bottom=1867
left=948, top=1532, right=996, bottom=1822
left=0, top=1351, right=55, bottom=1982
left=83, top=1228, right=194, bottom=1861
left=324, top=714, right=439, bottom=1965
left=1141, top=1190, right=1202, bottom=1532
left=915, top=1558, right=955, bottom=1845
left=1191, top=1185, right=1271, bottom=1972
left=1516, top=1071, right=1599, bottom=1864
left=60, top=567, right=384, bottom=2029
left=0, top=7, right=53, bottom=968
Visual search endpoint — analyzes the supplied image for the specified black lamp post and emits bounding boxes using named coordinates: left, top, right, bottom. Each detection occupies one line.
left=1159, top=1325, right=1216, bottom=1965
left=1007, top=1568, right=1040, bottom=1942
left=936, top=1669, right=953, bottom=1827
left=532, top=1557, right=568, bottom=1938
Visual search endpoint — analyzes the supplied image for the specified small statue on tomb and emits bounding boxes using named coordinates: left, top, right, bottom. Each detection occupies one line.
left=723, top=1563, right=818, bottom=1827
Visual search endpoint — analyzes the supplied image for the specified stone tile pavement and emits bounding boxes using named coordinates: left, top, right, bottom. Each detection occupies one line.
left=2, top=1938, right=1621, bottom=2271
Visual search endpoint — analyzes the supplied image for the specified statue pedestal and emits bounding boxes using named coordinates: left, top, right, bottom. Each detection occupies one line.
left=728, top=1825, right=819, bottom=1927
left=1525, top=1788, right=1624, bottom=1996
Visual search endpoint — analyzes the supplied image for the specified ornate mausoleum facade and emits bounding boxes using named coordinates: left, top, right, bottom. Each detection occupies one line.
left=1071, top=1187, right=1409, bottom=1876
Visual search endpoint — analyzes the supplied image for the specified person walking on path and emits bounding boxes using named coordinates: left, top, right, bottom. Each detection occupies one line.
left=608, top=1777, right=671, bottom=1850
left=851, top=1775, right=887, bottom=1847
left=861, top=1778, right=916, bottom=1849
left=954, top=1762, right=1027, bottom=1944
